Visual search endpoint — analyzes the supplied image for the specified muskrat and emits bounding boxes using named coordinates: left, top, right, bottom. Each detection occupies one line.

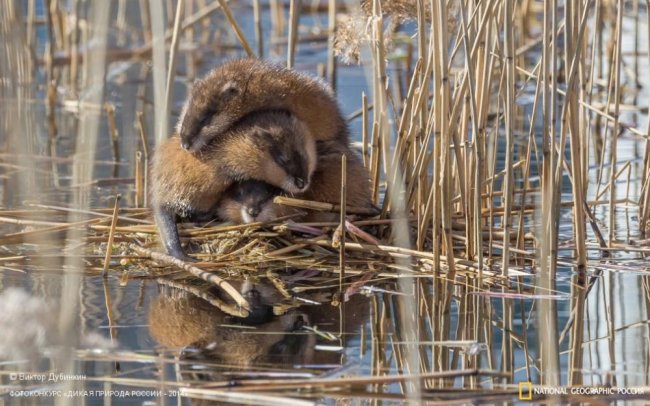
left=150, top=110, right=317, bottom=260
left=148, top=281, right=313, bottom=366
left=217, top=141, right=372, bottom=224
left=217, top=179, right=284, bottom=224
left=177, top=58, right=349, bottom=152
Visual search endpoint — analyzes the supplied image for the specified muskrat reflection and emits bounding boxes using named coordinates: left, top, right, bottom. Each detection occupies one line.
left=149, top=281, right=368, bottom=380
left=148, top=280, right=316, bottom=369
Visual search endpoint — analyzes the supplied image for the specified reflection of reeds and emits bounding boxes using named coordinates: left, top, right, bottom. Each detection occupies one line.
left=59, top=2, right=111, bottom=400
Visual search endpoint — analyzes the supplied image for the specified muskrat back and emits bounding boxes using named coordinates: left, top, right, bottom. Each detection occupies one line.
left=177, top=58, right=349, bottom=152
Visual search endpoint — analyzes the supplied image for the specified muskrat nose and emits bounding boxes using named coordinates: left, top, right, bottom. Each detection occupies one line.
left=247, top=207, right=260, bottom=218
left=294, top=177, right=305, bottom=189
left=180, top=139, right=192, bottom=151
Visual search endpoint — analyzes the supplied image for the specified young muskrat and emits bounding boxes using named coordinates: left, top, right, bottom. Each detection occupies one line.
left=217, top=141, right=371, bottom=224
left=150, top=110, right=317, bottom=260
left=217, top=180, right=284, bottom=224
left=177, top=58, right=349, bottom=152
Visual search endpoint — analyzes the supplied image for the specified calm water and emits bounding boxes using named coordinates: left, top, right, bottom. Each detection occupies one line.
left=1, top=1, right=650, bottom=405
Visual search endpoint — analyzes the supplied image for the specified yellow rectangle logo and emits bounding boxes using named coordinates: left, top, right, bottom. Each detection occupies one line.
left=519, top=382, right=532, bottom=400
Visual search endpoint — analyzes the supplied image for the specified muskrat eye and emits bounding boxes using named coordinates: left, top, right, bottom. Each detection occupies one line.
left=199, top=112, right=212, bottom=128
left=277, top=155, right=289, bottom=166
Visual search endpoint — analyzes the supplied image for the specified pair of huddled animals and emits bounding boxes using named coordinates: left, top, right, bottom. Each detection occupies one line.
left=150, top=58, right=372, bottom=260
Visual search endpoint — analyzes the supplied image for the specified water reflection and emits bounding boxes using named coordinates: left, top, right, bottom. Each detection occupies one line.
left=148, top=277, right=369, bottom=383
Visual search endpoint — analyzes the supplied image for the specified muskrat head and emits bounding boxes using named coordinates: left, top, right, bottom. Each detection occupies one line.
left=219, top=180, right=282, bottom=224
left=177, top=76, right=245, bottom=152
left=251, top=113, right=317, bottom=194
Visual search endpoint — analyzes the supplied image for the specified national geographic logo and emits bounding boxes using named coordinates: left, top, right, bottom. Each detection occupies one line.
left=519, top=382, right=532, bottom=400
left=517, top=382, right=645, bottom=400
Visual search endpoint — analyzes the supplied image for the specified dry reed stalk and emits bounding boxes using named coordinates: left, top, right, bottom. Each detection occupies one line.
left=216, top=0, right=254, bottom=56
left=136, top=111, right=150, bottom=207
left=105, top=103, right=120, bottom=178
left=565, top=1, right=592, bottom=272
left=47, top=0, right=62, bottom=51
left=608, top=0, right=623, bottom=245
left=389, top=57, right=423, bottom=207
left=149, top=0, right=167, bottom=146
left=339, top=155, right=347, bottom=298
left=327, top=0, right=337, bottom=88
left=457, top=8, right=478, bottom=265
left=361, top=92, right=369, bottom=167
left=135, top=151, right=144, bottom=207
left=163, top=0, right=185, bottom=143
left=69, top=0, right=80, bottom=94
left=102, top=195, right=121, bottom=276
left=139, top=0, right=152, bottom=43
left=428, top=0, right=441, bottom=280
left=0, top=216, right=69, bottom=227
left=287, top=0, right=300, bottom=68
left=371, top=0, right=388, bottom=202
left=515, top=64, right=542, bottom=264
left=226, top=368, right=508, bottom=391
left=268, top=0, right=284, bottom=40
left=183, top=0, right=197, bottom=81
left=25, top=204, right=152, bottom=224
left=26, top=0, right=35, bottom=51
left=501, top=0, right=515, bottom=278
left=89, top=223, right=156, bottom=233
left=641, top=3, right=650, bottom=236
left=499, top=0, right=516, bottom=383
left=369, top=121, right=381, bottom=204
left=428, top=1, right=453, bottom=385
left=253, top=0, right=263, bottom=57
left=129, top=244, right=250, bottom=315
left=273, top=195, right=377, bottom=214
left=538, top=0, right=561, bottom=387
left=477, top=10, right=498, bottom=247
left=156, top=278, right=250, bottom=318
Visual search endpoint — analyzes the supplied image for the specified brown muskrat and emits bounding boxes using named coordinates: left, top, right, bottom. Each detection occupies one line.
left=177, top=58, right=349, bottom=152
left=150, top=110, right=317, bottom=260
left=217, top=141, right=372, bottom=224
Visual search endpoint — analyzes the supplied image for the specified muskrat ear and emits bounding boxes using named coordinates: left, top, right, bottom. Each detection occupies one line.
left=288, top=115, right=301, bottom=127
left=251, top=126, right=271, bottom=140
left=220, top=80, right=240, bottom=98
left=289, top=115, right=308, bottom=135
